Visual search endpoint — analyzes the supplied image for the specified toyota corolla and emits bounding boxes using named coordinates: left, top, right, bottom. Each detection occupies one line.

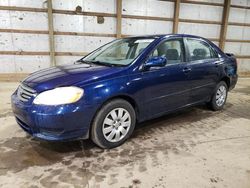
left=11, top=34, right=238, bottom=148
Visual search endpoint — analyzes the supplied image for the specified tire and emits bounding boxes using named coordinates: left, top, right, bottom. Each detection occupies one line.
left=208, top=81, right=228, bottom=111
left=91, top=99, right=136, bottom=149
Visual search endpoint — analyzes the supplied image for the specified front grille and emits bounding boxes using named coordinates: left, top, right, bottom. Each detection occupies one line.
left=17, top=83, right=37, bottom=102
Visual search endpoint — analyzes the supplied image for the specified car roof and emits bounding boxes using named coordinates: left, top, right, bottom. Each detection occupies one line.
left=124, top=34, right=206, bottom=40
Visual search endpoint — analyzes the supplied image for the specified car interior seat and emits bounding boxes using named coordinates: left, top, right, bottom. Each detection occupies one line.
left=193, top=48, right=207, bottom=61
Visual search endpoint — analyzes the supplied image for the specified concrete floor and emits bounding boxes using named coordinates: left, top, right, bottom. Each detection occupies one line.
left=0, top=79, right=250, bottom=188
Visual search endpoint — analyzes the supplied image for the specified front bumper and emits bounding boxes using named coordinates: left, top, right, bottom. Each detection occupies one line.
left=11, top=93, right=98, bottom=141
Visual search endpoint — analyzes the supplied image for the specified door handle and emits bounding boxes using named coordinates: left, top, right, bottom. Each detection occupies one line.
left=214, top=61, right=224, bottom=66
left=182, top=67, right=192, bottom=73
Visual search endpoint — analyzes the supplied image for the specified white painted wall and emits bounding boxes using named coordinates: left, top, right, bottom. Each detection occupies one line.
left=0, top=0, right=249, bottom=74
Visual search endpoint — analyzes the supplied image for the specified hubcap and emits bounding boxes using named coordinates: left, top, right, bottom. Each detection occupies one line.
left=216, top=85, right=227, bottom=107
left=102, top=108, right=131, bottom=143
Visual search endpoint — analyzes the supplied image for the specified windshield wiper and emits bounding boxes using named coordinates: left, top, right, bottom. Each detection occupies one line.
left=76, top=59, right=125, bottom=67
left=86, top=60, right=115, bottom=67
left=74, top=59, right=91, bottom=65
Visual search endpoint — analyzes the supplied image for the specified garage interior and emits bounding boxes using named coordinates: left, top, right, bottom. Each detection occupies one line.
left=0, top=0, right=250, bottom=187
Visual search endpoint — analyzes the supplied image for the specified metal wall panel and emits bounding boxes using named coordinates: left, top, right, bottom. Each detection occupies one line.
left=56, top=56, right=82, bottom=66
left=179, top=23, right=221, bottom=38
left=54, top=36, right=114, bottom=53
left=179, top=4, right=223, bottom=21
left=122, top=19, right=173, bottom=35
left=231, top=0, right=250, bottom=6
left=0, top=33, right=49, bottom=51
left=224, top=42, right=250, bottom=56
left=53, top=14, right=116, bottom=34
left=238, top=59, right=250, bottom=72
left=53, top=0, right=116, bottom=13
left=0, top=55, right=50, bottom=73
left=227, top=26, right=250, bottom=40
left=122, top=0, right=174, bottom=18
left=0, top=10, right=48, bottom=30
left=229, top=8, right=250, bottom=23
left=0, top=0, right=46, bottom=8
left=0, top=0, right=250, bottom=74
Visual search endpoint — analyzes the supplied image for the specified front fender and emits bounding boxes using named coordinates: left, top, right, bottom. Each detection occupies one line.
left=80, top=75, right=130, bottom=106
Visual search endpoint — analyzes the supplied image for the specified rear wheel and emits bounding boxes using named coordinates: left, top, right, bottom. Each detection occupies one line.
left=208, top=81, right=228, bottom=111
left=91, top=99, right=136, bottom=149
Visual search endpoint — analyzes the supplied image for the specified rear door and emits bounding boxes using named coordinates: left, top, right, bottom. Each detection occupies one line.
left=184, top=37, right=220, bottom=103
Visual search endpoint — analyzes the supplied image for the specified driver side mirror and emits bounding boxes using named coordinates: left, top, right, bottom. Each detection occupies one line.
left=143, top=56, right=167, bottom=70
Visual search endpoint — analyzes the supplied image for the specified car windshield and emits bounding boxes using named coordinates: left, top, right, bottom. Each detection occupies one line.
left=82, top=38, right=155, bottom=66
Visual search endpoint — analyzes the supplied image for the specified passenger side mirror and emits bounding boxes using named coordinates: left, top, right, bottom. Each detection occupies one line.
left=144, top=56, right=167, bottom=70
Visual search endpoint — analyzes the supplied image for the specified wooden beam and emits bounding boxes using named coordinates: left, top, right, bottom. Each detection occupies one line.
left=0, top=51, right=49, bottom=55
left=230, top=4, right=250, bottom=9
left=181, top=0, right=224, bottom=7
left=0, top=51, right=87, bottom=56
left=0, top=6, right=46, bottom=12
left=0, top=29, right=116, bottom=37
left=173, top=0, right=180, bottom=34
left=116, top=0, right=122, bottom=38
left=235, top=55, right=250, bottom=59
left=122, top=14, right=173, bottom=21
left=47, top=0, right=56, bottom=66
left=0, top=5, right=116, bottom=17
left=54, top=31, right=116, bottom=38
left=219, top=0, right=231, bottom=50
left=0, top=28, right=48, bottom=34
left=226, top=39, right=250, bottom=43
left=208, top=38, right=220, bottom=42
left=179, top=19, right=221, bottom=25
left=53, top=9, right=116, bottom=17
left=55, top=52, right=87, bottom=56
left=0, top=73, right=29, bottom=82
left=228, top=22, right=250, bottom=27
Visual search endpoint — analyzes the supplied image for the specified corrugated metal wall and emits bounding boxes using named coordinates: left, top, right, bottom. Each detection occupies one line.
left=0, top=0, right=249, bottom=75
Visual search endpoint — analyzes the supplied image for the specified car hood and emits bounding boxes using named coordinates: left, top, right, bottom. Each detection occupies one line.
left=23, top=64, right=125, bottom=92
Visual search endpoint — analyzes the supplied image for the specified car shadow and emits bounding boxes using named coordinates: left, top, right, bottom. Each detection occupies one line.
left=37, top=104, right=215, bottom=153
left=0, top=103, right=232, bottom=175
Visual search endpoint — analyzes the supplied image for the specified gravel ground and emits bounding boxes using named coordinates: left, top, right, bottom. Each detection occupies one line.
left=0, top=78, right=250, bottom=188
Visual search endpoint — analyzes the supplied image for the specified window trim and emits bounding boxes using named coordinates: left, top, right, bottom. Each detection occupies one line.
left=184, top=37, right=219, bottom=63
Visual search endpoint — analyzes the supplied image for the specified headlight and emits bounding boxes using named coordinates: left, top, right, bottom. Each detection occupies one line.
left=33, top=87, right=84, bottom=105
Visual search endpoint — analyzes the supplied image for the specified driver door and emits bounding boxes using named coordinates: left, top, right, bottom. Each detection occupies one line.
left=131, top=38, right=191, bottom=120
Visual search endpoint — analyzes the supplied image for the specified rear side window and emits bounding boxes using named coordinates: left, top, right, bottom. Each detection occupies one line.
left=151, top=39, right=184, bottom=64
left=186, top=38, right=218, bottom=61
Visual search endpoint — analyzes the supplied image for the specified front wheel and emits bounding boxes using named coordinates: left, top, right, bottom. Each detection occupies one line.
left=91, top=99, right=136, bottom=149
left=208, top=81, right=228, bottom=111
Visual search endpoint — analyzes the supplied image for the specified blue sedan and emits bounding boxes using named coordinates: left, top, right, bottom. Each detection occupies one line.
left=11, top=34, right=238, bottom=148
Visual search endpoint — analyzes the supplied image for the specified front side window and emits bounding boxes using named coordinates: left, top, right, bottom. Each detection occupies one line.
left=83, top=38, right=155, bottom=66
left=151, top=39, right=184, bottom=64
left=186, top=38, right=218, bottom=61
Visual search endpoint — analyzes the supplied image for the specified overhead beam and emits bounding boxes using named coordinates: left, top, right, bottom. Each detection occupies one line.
left=179, top=19, right=221, bottom=25
left=219, top=0, right=231, bottom=50
left=47, top=0, right=56, bottom=66
left=230, top=4, right=250, bottom=9
left=116, top=0, right=122, bottom=38
left=123, top=15, right=172, bottom=21
left=0, top=51, right=87, bottom=56
left=180, top=0, right=223, bottom=7
left=173, top=0, right=180, bottom=34
left=228, top=22, right=250, bottom=27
